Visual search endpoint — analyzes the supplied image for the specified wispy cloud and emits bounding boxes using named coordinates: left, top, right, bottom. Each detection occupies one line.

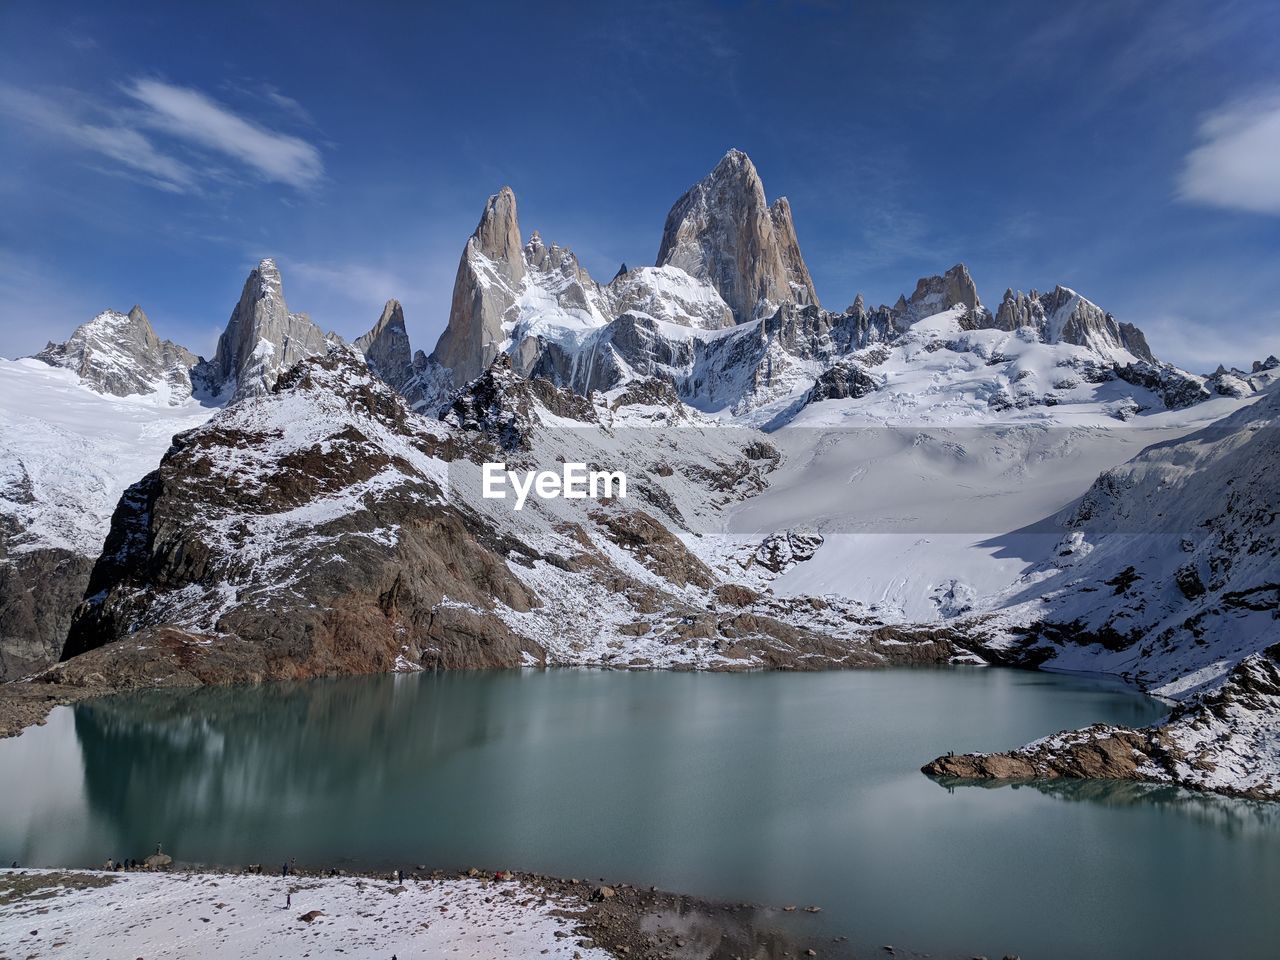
left=0, top=83, right=200, bottom=193
left=288, top=260, right=422, bottom=309
left=124, top=79, right=323, bottom=189
left=1178, top=89, right=1280, bottom=215
left=0, top=77, right=323, bottom=195
left=1134, top=311, right=1280, bottom=373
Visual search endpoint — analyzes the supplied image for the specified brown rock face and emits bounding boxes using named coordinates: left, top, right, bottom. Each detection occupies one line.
left=923, top=646, right=1280, bottom=801
left=922, top=725, right=1154, bottom=782
left=0, top=544, right=94, bottom=680
left=431, top=187, right=526, bottom=383
left=59, top=348, right=543, bottom=685
left=767, top=197, right=818, bottom=309
left=657, top=149, right=819, bottom=324
left=590, top=508, right=716, bottom=590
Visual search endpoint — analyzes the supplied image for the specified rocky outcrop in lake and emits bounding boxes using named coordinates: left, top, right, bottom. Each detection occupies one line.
left=924, top=643, right=1280, bottom=801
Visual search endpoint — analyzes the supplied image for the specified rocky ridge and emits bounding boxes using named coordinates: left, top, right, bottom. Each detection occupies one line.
left=979, top=384, right=1280, bottom=697
left=42, top=346, right=958, bottom=697
left=353, top=299, right=415, bottom=393
left=412, top=150, right=1255, bottom=425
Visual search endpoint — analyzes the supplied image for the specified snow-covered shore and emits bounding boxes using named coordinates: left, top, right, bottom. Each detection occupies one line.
left=0, top=868, right=611, bottom=959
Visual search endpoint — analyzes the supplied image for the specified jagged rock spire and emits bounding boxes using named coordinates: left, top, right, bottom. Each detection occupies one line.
left=430, top=187, right=525, bottom=383
left=475, top=187, right=525, bottom=284
left=354, top=299, right=413, bottom=392
left=656, top=149, right=819, bottom=324
left=198, top=258, right=328, bottom=402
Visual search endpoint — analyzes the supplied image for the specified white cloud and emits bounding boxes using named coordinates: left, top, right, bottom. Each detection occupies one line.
left=288, top=260, right=416, bottom=309
left=125, top=79, right=323, bottom=189
left=1135, top=312, right=1280, bottom=374
left=1178, top=90, right=1280, bottom=215
left=75, top=123, right=199, bottom=193
left=0, top=83, right=199, bottom=193
left=0, top=78, right=322, bottom=195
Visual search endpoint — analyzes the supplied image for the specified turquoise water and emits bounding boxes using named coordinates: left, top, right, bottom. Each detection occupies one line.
left=1, top=667, right=1276, bottom=959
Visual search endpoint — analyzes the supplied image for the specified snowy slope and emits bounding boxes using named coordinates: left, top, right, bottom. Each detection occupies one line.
left=0, top=358, right=217, bottom=557
left=978, top=383, right=1280, bottom=698
left=723, top=306, right=1260, bottom=621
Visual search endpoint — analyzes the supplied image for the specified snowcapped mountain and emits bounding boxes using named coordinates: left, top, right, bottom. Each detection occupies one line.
left=976, top=384, right=1280, bottom=698
left=54, top=346, right=951, bottom=684
left=606, top=264, right=735, bottom=331
left=419, top=151, right=1262, bottom=429
left=33, top=305, right=199, bottom=402
left=987, top=284, right=1154, bottom=361
left=656, top=148, right=819, bottom=323
left=2, top=259, right=344, bottom=680
left=4, top=148, right=1278, bottom=798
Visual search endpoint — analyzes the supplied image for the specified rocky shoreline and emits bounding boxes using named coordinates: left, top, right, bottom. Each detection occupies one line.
left=923, top=644, right=1280, bottom=802
left=0, top=864, right=967, bottom=960
left=0, top=681, right=100, bottom=739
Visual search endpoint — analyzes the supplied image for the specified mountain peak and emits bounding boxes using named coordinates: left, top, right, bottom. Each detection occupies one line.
left=430, top=187, right=528, bottom=383
left=990, top=283, right=1154, bottom=362
left=901, top=263, right=982, bottom=319
left=474, top=186, right=524, bottom=270
left=711, top=147, right=760, bottom=179
left=354, top=299, right=413, bottom=392
left=656, top=150, right=819, bottom=323
left=32, top=305, right=198, bottom=401
left=359, top=299, right=406, bottom=340
left=196, top=258, right=327, bottom=402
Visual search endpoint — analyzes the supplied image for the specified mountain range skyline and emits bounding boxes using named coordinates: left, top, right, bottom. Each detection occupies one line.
left=2, top=2, right=1280, bottom=373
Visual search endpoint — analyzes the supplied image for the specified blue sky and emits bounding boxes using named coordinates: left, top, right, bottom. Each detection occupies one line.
left=2, top=0, right=1278, bottom=371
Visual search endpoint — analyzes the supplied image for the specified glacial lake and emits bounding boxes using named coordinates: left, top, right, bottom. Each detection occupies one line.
left=2, top=667, right=1278, bottom=959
